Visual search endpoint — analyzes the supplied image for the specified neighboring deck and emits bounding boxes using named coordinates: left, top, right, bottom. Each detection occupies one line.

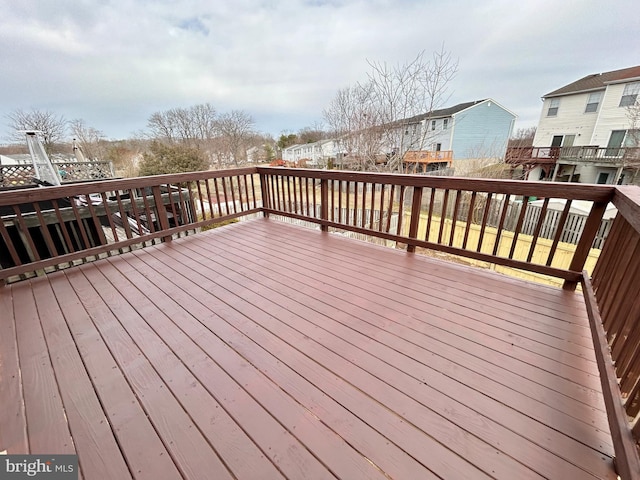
left=0, top=218, right=617, bottom=479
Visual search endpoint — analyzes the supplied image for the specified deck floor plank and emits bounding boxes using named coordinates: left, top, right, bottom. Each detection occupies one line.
left=64, top=267, right=236, bottom=480
left=0, top=280, right=28, bottom=454
left=170, top=229, right=614, bottom=479
left=30, top=278, right=132, bottom=479
left=213, top=222, right=608, bottom=411
left=188, top=230, right=613, bottom=448
left=48, top=270, right=185, bottom=480
left=0, top=217, right=618, bottom=479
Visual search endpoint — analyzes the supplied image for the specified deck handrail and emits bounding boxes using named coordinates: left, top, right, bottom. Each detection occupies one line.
left=258, top=167, right=614, bottom=288
left=506, top=145, right=640, bottom=166
left=0, top=168, right=260, bottom=282
left=2, top=166, right=640, bottom=477
left=585, top=185, right=640, bottom=479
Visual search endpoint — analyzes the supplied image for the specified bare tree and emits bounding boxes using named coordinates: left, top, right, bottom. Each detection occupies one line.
left=147, top=103, right=217, bottom=147
left=215, top=110, right=255, bottom=166
left=69, top=119, right=106, bottom=160
left=6, top=108, right=67, bottom=153
left=508, top=126, right=537, bottom=148
left=324, top=46, right=457, bottom=172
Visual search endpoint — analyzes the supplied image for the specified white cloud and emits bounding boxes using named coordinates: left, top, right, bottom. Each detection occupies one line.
left=1, top=0, right=638, bottom=140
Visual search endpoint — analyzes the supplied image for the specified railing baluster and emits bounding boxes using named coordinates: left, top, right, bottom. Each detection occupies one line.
left=70, top=198, right=92, bottom=248
left=369, top=183, right=376, bottom=230
left=196, top=180, right=206, bottom=220
left=546, top=199, right=572, bottom=266
left=385, top=184, right=394, bottom=233
left=115, top=190, right=133, bottom=239
left=526, top=197, right=549, bottom=262
left=449, top=190, right=461, bottom=247
left=508, top=196, right=529, bottom=259
left=33, top=202, right=59, bottom=258
left=407, top=186, right=423, bottom=253
left=425, top=188, right=435, bottom=242
left=462, top=191, right=476, bottom=250
left=492, top=194, right=511, bottom=257
left=477, top=192, right=492, bottom=253
left=0, top=214, right=22, bottom=266
left=437, top=189, right=449, bottom=245
left=396, top=185, right=406, bottom=237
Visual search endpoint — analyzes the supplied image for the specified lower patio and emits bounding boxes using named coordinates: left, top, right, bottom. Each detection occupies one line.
left=0, top=218, right=617, bottom=479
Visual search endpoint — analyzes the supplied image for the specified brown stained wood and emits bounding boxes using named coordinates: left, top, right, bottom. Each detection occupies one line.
left=547, top=199, right=573, bottom=267
left=83, top=262, right=287, bottom=480
left=70, top=195, right=91, bottom=248
left=85, top=196, right=108, bottom=247
left=378, top=183, right=385, bottom=232
left=385, top=184, right=394, bottom=233
left=607, top=242, right=640, bottom=356
left=613, top=186, right=640, bottom=233
left=29, top=278, right=132, bottom=479
left=32, top=204, right=59, bottom=259
left=48, top=271, right=182, bottom=480
left=128, top=189, right=146, bottom=238
left=312, top=177, right=318, bottom=218
left=527, top=197, right=550, bottom=263
left=369, top=183, right=376, bottom=228
left=353, top=181, right=358, bottom=225
left=99, top=192, right=120, bottom=241
left=5, top=218, right=621, bottom=479
left=221, top=178, right=230, bottom=215
left=0, top=288, right=28, bottom=453
left=509, top=196, right=529, bottom=259
left=407, top=186, right=423, bottom=253
left=426, top=187, right=436, bottom=242
left=0, top=214, right=23, bottom=266
left=256, top=167, right=615, bottom=202
left=361, top=182, right=367, bottom=228
left=12, top=206, right=41, bottom=262
left=564, top=201, right=609, bottom=290
left=51, top=199, right=76, bottom=254
left=492, top=194, right=510, bottom=256
left=462, top=190, right=476, bottom=250
left=136, top=247, right=494, bottom=480
left=437, top=188, right=449, bottom=244
left=190, top=232, right=608, bottom=428
left=11, top=281, right=75, bottom=453
left=99, top=255, right=385, bottom=480
left=477, top=191, right=493, bottom=253
left=292, top=175, right=299, bottom=215
left=196, top=180, right=206, bottom=220
left=582, top=274, right=640, bottom=480
left=114, top=190, right=134, bottom=239
left=65, top=267, right=235, bottom=480
left=449, top=189, right=461, bottom=247
left=214, top=177, right=223, bottom=216
left=593, top=218, right=626, bottom=307
left=320, top=178, right=328, bottom=231
left=160, top=234, right=612, bottom=479
left=599, top=223, right=637, bottom=323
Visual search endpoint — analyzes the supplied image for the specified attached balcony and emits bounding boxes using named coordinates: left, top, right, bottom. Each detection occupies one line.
left=1, top=167, right=640, bottom=479
left=506, top=146, right=640, bottom=172
left=403, top=149, right=453, bottom=173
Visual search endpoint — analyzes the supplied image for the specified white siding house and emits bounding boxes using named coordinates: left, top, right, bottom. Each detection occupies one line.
left=526, top=65, right=640, bottom=184
left=282, top=140, right=341, bottom=167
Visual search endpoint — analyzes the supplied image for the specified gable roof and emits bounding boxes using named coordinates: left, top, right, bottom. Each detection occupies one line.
left=404, top=100, right=487, bottom=123
left=544, top=65, right=640, bottom=98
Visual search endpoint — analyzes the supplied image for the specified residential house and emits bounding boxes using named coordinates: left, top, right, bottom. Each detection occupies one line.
left=399, top=99, right=516, bottom=172
left=506, top=65, right=640, bottom=184
left=282, top=139, right=340, bottom=167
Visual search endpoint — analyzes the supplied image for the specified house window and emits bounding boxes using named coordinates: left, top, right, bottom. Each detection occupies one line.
left=620, top=82, right=640, bottom=107
left=585, top=92, right=603, bottom=113
left=431, top=120, right=436, bottom=131
left=443, top=119, right=448, bottom=129
left=596, top=172, right=610, bottom=184
left=547, top=98, right=560, bottom=116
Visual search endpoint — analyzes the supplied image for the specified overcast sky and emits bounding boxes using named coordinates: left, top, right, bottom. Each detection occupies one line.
left=1, top=0, right=639, bottom=142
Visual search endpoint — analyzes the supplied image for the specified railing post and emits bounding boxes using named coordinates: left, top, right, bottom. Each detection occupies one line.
left=320, top=177, right=329, bottom=232
left=152, top=185, right=172, bottom=243
left=259, top=171, right=270, bottom=217
left=407, top=186, right=423, bottom=253
left=563, top=200, right=608, bottom=290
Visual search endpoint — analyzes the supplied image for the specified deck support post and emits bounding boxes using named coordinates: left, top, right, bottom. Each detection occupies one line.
left=259, top=172, right=270, bottom=218
left=320, top=178, right=328, bottom=232
left=407, top=186, right=423, bottom=253
left=563, top=201, right=608, bottom=290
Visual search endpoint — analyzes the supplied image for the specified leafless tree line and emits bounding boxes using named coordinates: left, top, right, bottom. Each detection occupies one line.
left=323, top=46, right=458, bottom=172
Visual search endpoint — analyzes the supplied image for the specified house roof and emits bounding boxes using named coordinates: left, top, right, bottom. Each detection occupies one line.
left=544, top=65, right=640, bottom=98
left=404, top=100, right=487, bottom=123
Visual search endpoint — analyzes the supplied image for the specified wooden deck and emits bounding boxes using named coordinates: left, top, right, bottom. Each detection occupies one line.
left=0, top=218, right=617, bottom=479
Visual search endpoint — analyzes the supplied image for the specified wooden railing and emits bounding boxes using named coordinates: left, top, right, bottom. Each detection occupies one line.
left=585, top=185, right=640, bottom=479
left=403, top=150, right=453, bottom=163
left=258, top=167, right=612, bottom=288
left=0, top=168, right=260, bottom=282
left=506, top=146, right=640, bottom=166
left=2, top=166, right=640, bottom=477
